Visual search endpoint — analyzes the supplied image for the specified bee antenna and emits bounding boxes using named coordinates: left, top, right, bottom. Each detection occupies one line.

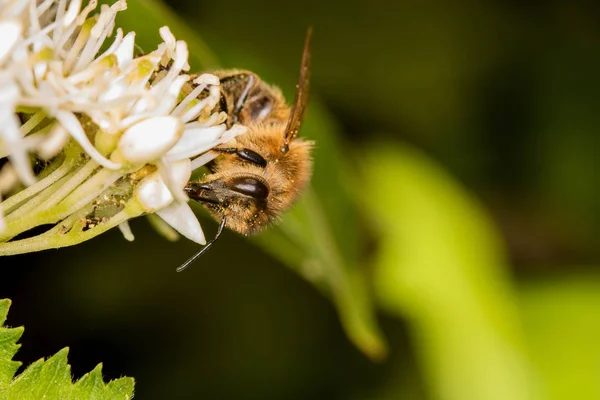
left=176, top=216, right=227, bottom=272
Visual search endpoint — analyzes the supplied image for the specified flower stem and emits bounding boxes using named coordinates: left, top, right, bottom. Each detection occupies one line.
left=0, top=167, right=124, bottom=242
left=20, top=111, right=47, bottom=136
left=37, top=160, right=100, bottom=213
left=4, top=168, right=79, bottom=224
left=1, top=157, right=74, bottom=214
left=51, top=168, right=123, bottom=221
left=0, top=201, right=144, bottom=256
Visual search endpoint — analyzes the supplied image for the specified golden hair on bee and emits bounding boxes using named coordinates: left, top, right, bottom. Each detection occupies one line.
left=178, top=28, right=314, bottom=271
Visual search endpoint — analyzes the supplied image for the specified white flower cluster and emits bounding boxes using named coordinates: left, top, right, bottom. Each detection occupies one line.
left=0, top=0, right=244, bottom=254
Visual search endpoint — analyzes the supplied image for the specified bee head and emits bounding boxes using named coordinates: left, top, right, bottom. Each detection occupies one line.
left=185, top=174, right=271, bottom=235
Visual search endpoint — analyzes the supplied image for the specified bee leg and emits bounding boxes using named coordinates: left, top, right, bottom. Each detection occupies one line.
left=212, top=147, right=267, bottom=168
left=176, top=216, right=227, bottom=272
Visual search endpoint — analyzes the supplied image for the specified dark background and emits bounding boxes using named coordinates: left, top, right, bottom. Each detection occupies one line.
left=1, top=0, right=599, bottom=399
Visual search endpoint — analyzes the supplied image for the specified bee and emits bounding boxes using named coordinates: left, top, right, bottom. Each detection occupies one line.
left=177, top=28, right=314, bottom=271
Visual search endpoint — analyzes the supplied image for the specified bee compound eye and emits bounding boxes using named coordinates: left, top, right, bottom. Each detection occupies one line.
left=228, top=177, right=269, bottom=201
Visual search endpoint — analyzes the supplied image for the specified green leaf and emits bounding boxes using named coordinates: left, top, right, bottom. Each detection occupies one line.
left=519, top=272, right=600, bottom=400
left=0, top=300, right=22, bottom=387
left=364, top=143, right=536, bottom=400
left=254, top=101, right=387, bottom=361
left=106, top=0, right=388, bottom=360
left=8, top=348, right=72, bottom=399
left=0, top=299, right=134, bottom=399
left=72, top=364, right=134, bottom=400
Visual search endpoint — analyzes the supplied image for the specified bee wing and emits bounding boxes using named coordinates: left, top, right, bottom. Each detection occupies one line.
left=282, top=27, right=312, bottom=150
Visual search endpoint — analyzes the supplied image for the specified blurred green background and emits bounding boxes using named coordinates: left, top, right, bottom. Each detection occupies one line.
left=2, top=0, right=599, bottom=399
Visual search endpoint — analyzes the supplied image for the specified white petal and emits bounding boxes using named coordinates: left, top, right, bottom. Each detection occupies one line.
left=75, top=0, right=99, bottom=26
left=37, top=123, right=69, bottom=160
left=119, top=113, right=153, bottom=130
left=129, top=95, right=155, bottom=115
left=52, top=0, right=68, bottom=44
left=60, top=0, right=99, bottom=62
left=1, top=112, right=35, bottom=186
left=159, top=26, right=176, bottom=61
left=136, top=172, right=174, bottom=212
left=207, top=85, right=221, bottom=109
left=171, top=83, right=207, bottom=117
left=97, top=77, right=128, bottom=103
left=0, top=20, right=22, bottom=64
left=174, top=41, right=190, bottom=72
left=118, top=221, right=135, bottom=241
left=157, top=201, right=206, bottom=245
left=169, top=159, right=193, bottom=187
left=118, top=116, right=184, bottom=164
left=74, top=1, right=124, bottom=72
left=157, top=158, right=190, bottom=202
left=135, top=159, right=191, bottom=212
left=96, top=26, right=123, bottom=61
left=0, top=78, right=18, bottom=104
left=180, top=97, right=211, bottom=123
left=125, top=51, right=161, bottom=83
left=150, top=74, right=189, bottom=115
left=33, top=61, right=47, bottom=81
left=114, top=31, right=135, bottom=67
left=193, top=73, right=219, bottom=86
left=185, top=111, right=227, bottom=129
left=191, top=151, right=218, bottom=171
left=63, top=0, right=82, bottom=26
left=5, top=0, right=28, bottom=18
left=220, top=124, right=248, bottom=142
left=164, top=125, right=226, bottom=162
left=55, top=111, right=122, bottom=169
left=171, top=74, right=220, bottom=121
left=0, top=163, right=19, bottom=194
